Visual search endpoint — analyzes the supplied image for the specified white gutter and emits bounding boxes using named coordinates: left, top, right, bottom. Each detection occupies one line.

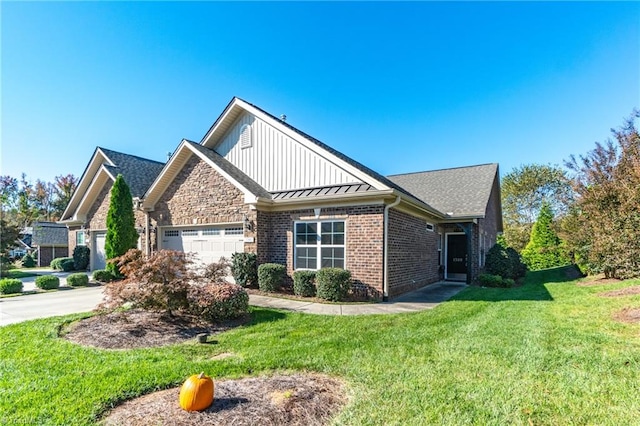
left=383, top=195, right=402, bottom=300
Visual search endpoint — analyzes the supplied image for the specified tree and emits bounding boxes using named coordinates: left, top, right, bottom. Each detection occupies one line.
left=566, top=111, right=640, bottom=278
left=521, top=203, right=570, bottom=270
left=52, top=174, right=78, bottom=219
left=105, top=175, right=138, bottom=275
left=501, top=164, right=574, bottom=252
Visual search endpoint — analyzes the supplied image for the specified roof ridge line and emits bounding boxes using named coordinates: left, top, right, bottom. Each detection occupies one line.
left=387, top=163, right=497, bottom=177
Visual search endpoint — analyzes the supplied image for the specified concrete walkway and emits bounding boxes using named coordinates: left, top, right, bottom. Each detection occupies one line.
left=1, top=278, right=466, bottom=326
left=250, top=281, right=467, bottom=315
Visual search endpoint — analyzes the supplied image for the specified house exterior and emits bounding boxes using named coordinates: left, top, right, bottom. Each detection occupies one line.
left=31, top=221, right=69, bottom=267
left=61, top=97, right=502, bottom=300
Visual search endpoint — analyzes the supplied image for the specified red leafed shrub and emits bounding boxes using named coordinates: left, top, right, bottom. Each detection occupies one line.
left=99, top=250, right=248, bottom=322
left=188, top=283, right=249, bottom=322
left=100, top=249, right=193, bottom=315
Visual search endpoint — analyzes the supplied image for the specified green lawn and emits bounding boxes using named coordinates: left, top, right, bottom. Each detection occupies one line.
left=1, top=269, right=40, bottom=279
left=2, top=266, right=640, bottom=425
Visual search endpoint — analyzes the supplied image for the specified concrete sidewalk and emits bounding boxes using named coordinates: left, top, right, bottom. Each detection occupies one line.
left=249, top=281, right=467, bottom=315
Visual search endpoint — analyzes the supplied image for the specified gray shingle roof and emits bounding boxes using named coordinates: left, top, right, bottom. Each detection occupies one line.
left=31, top=222, right=68, bottom=246
left=387, top=164, right=499, bottom=218
left=186, top=141, right=272, bottom=199
left=99, top=148, right=165, bottom=198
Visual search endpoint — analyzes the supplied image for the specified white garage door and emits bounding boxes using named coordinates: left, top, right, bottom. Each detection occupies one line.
left=161, top=226, right=245, bottom=265
left=93, top=232, right=107, bottom=270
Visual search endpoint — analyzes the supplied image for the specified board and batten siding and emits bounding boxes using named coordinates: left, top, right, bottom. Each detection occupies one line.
left=215, top=113, right=362, bottom=192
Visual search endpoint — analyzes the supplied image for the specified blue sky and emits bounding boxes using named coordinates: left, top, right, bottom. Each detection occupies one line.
left=2, top=2, right=639, bottom=185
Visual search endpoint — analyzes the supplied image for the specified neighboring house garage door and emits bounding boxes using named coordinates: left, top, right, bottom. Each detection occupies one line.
left=161, top=226, right=245, bottom=265
left=93, top=232, right=107, bottom=271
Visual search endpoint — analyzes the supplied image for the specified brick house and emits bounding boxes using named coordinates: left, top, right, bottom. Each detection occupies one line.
left=61, top=97, right=502, bottom=299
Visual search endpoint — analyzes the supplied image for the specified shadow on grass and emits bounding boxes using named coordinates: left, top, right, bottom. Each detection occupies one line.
left=246, top=307, right=288, bottom=326
left=450, top=265, right=582, bottom=302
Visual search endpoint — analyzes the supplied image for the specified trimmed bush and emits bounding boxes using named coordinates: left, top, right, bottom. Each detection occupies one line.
left=257, top=263, right=285, bottom=292
left=93, top=269, right=115, bottom=283
left=73, top=246, right=90, bottom=270
left=51, top=257, right=74, bottom=271
left=0, top=278, right=23, bottom=294
left=188, top=283, right=249, bottom=322
left=316, top=268, right=351, bottom=301
left=67, top=273, right=89, bottom=287
left=61, top=259, right=76, bottom=272
left=35, top=275, right=60, bottom=290
left=231, top=252, right=258, bottom=288
left=21, top=254, right=35, bottom=268
left=506, top=247, right=528, bottom=279
left=293, top=270, right=316, bottom=297
left=485, top=245, right=513, bottom=279
left=477, top=273, right=514, bottom=288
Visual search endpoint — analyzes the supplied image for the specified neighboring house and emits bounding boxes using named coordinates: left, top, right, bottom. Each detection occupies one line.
left=8, top=229, right=32, bottom=260
left=31, top=221, right=69, bottom=267
left=60, top=97, right=503, bottom=299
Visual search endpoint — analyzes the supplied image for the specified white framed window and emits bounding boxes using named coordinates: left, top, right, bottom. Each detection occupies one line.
left=294, top=220, right=345, bottom=270
left=164, top=230, right=179, bottom=237
left=225, top=227, right=243, bottom=236
left=437, top=233, right=443, bottom=265
left=76, top=231, right=86, bottom=246
left=202, top=228, right=221, bottom=236
left=181, top=229, right=198, bottom=237
left=426, top=222, right=435, bottom=232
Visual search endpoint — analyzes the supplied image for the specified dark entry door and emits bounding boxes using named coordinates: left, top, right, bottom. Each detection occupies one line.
left=446, top=234, right=467, bottom=281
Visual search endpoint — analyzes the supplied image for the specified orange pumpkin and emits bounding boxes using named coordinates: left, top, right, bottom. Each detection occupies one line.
left=179, top=372, right=214, bottom=411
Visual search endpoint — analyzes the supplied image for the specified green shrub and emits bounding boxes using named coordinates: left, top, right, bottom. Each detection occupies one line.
left=316, top=268, right=351, bottom=301
left=485, top=244, right=513, bottom=279
left=21, top=254, right=35, bottom=268
left=0, top=278, right=23, bottom=294
left=187, top=283, right=249, bottom=322
left=61, top=259, right=76, bottom=272
left=257, top=263, right=285, bottom=292
left=506, top=247, right=528, bottom=279
left=93, top=269, right=115, bottom=282
left=231, top=252, right=258, bottom=288
left=67, top=273, right=89, bottom=287
left=293, top=270, right=316, bottom=297
left=35, top=275, right=60, bottom=290
left=73, top=246, right=90, bottom=270
left=51, top=257, right=74, bottom=271
left=477, top=273, right=514, bottom=288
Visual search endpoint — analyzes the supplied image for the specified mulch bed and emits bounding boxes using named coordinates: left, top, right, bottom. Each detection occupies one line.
left=61, top=309, right=248, bottom=349
left=613, top=307, right=640, bottom=324
left=102, top=373, right=346, bottom=426
left=600, top=286, right=640, bottom=298
left=577, top=276, right=622, bottom=287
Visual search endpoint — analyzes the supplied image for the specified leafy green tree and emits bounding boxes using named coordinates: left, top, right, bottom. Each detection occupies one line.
left=521, top=203, right=570, bottom=270
left=501, top=164, right=574, bottom=252
left=566, top=111, right=640, bottom=278
left=105, top=175, right=138, bottom=275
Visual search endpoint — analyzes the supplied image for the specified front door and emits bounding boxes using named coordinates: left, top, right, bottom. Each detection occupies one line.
left=446, top=233, right=467, bottom=281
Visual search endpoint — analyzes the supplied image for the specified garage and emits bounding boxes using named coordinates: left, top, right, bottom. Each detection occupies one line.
left=160, top=225, right=245, bottom=265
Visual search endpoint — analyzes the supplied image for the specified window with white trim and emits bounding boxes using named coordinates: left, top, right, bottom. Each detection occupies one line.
left=225, top=227, right=243, bottom=236
left=426, top=222, right=435, bottom=232
left=76, top=231, right=86, bottom=246
left=164, top=230, right=179, bottom=237
left=181, top=229, right=198, bottom=237
left=202, top=228, right=221, bottom=236
left=294, top=221, right=345, bottom=270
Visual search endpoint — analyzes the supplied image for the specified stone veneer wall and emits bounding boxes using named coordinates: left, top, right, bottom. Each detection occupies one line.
left=259, top=205, right=385, bottom=299
left=387, top=208, right=440, bottom=297
left=148, top=155, right=256, bottom=252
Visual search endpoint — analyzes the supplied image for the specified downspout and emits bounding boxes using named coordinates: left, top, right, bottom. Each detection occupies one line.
left=383, top=196, right=402, bottom=301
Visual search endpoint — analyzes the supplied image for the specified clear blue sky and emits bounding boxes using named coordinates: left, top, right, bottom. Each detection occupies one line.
left=2, top=2, right=639, bottom=185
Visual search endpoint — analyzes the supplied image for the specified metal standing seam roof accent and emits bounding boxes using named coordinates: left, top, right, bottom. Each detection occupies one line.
left=387, top=163, right=499, bottom=218
left=271, top=183, right=376, bottom=200
left=185, top=141, right=272, bottom=199
left=98, top=147, right=165, bottom=198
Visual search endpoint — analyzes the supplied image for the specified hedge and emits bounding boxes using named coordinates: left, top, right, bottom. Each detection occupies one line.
left=257, top=263, right=286, bottom=292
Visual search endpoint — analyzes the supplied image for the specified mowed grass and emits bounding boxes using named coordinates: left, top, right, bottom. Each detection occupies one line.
left=2, top=266, right=640, bottom=425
